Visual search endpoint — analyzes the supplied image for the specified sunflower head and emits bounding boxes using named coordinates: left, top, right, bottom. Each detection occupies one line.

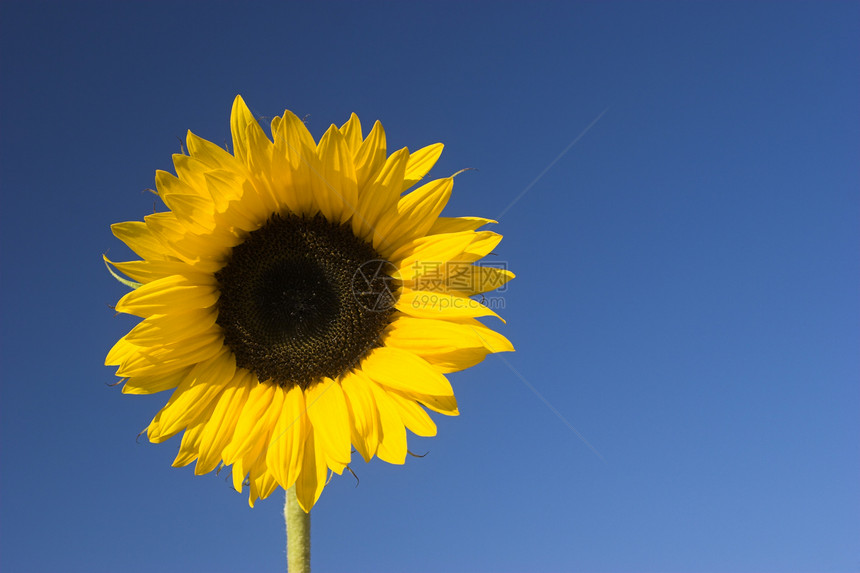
left=106, top=96, right=514, bottom=511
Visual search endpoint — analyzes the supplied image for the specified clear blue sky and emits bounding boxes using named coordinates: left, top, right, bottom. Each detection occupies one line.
left=1, top=2, right=858, bottom=572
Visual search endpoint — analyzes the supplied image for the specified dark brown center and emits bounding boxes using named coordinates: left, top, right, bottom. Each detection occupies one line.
left=214, top=213, right=397, bottom=389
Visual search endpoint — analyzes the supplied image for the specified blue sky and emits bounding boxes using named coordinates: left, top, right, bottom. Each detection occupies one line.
left=1, top=1, right=858, bottom=572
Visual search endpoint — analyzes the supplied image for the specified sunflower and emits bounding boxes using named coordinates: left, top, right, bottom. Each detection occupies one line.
left=105, top=96, right=513, bottom=511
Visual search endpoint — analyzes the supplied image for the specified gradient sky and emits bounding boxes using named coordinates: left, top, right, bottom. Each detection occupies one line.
left=1, top=2, right=858, bottom=572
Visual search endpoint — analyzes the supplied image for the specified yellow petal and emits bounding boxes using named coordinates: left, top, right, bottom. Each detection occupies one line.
left=141, top=212, right=194, bottom=258
left=402, top=143, right=444, bottom=190
left=114, top=274, right=218, bottom=318
left=387, top=390, right=436, bottom=437
left=147, top=349, right=236, bottom=443
left=105, top=336, right=139, bottom=367
left=272, top=109, right=319, bottom=215
left=353, top=120, right=387, bottom=188
left=315, top=125, right=358, bottom=224
left=265, top=385, right=307, bottom=489
left=443, top=317, right=514, bottom=355
left=122, top=368, right=190, bottom=395
left=233, top=104, right=280, bottom=216
left=203, top=171, right=265, bottom=229
left=230, top=95, right=271, bottom=171
left=412, top=392, right=459, bottom=416
left=186, top=130, right=243, bottom=173
left=369, top=383, right=407, bottom=464
left=115, top=331, right=223, bottom=377
left=340, top=370, right=380, bottom=462
left=398, top=262, right=513, bottom=297
left=339, top=113, right=362, bottom=153
left=143, top=212, right=231, bottom=271
left=188, top=131, right=277, bottom=218
left=194, top=370, right=253, bottom=475
left=221, top=381, right=280, bottom=465
left=373, top=177, right=452, bottom=254
left=385, top=316, right=513, bottom=354
left=233, top=386, right=285, bottom=495
left=172, top=398, right=218, bottom=468
left=396, top=289, right=503, bottom=322
left=428, top=216, right=496, bottom=234
left=172, top=153, right=208, bottom=192
left=304, top=377, right=351, bottom=467
left=351, top=147, right=410, bottom=242
left=384, top=317, right=468, bottom=353
left=449, top=266, right=515, bottom=295
left=104, top=255, right=200, bottom=285
left=265, top=117, right=295, bottom=216
left=156, top=169, right=216, bottom=228
left=111, top=221, right=170, bottom=261
left=295, top=428, right=327, bottom=512
left=453, top=232, right=504, bottom=263
left=122, top=308, right=218, bottom=345
left=419, top=347, right=495, bottom=374
left=231, top=457, right=248, bottom=493
left=360, top=346, right=454, bottom=397
left=393, top=230, right=502, bottom=272
left=249, top=458, right=279, bottom=507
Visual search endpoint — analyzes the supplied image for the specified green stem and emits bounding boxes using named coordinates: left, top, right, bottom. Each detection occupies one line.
left=285, top=486, right=310, bottom=573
